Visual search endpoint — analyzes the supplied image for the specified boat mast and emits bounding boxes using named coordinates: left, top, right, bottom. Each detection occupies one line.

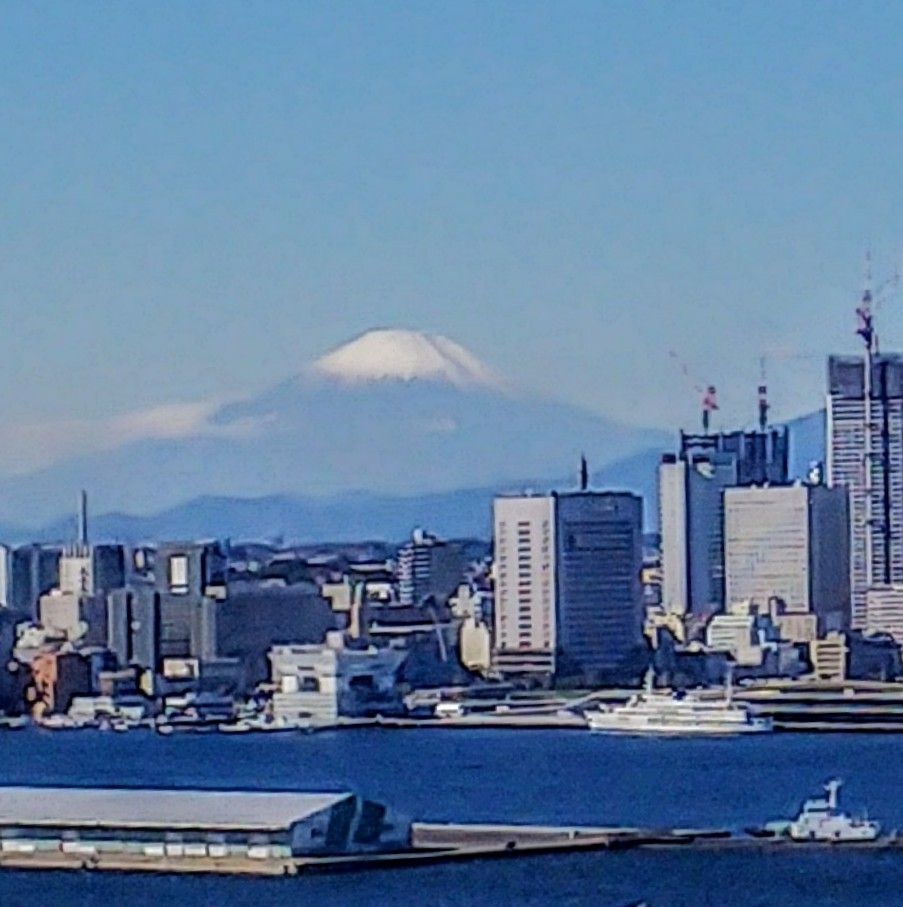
left=825, top=778, right=841, bottom=812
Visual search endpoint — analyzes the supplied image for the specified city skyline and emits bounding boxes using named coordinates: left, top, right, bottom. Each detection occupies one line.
left=5, top=7, right=903, bottom=906
left=4, top=4, right=903, bottom=470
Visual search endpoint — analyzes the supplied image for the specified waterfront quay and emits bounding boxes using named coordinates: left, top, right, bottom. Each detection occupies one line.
left=3, top=820, right=903, bottom=878
left=12, top=676, right=903, bottom=733
left=387, top=679, right=903, bottom=732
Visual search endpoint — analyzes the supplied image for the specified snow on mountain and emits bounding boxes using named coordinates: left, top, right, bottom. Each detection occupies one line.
left=307, top=328, right=505, bottom=390
left=0, top=328, right=669, bottom=527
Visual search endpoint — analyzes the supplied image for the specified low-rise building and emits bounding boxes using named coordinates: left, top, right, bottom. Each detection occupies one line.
left=706, top=612, right=775, bottom=667
left=864, top=586, right=903, bottom=645
left=810, top=632, right=849, bottom=682
left=0, top=787, right=410, bottom=857
left=267, top=635, right=405, bottom=726
left=27, top=651, right=92, bottom=717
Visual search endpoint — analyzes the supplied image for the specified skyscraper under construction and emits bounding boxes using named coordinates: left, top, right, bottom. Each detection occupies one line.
left=827, top=353, right=903, bottom=628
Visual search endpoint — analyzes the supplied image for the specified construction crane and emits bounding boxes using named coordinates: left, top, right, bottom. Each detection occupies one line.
left=758, top=349, right=829, bottom=432
left=856, top=252, right=899, bottom=588
left=667, top=351, right=718, bottom=434
left=757, top=356, right=769, bottom=432
left=859, top=255, right=877, bottom=589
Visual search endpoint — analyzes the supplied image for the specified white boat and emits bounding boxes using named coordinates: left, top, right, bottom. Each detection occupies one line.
left=0, top=716, right=29, bottom=730
left=218, top=720, right=253, bottom=734
left=434, top=702, right=465, bottom=719
left=585, top=671, right=772, bottom=737
left=782, top=779, right=880, bottom=842
left=218, top=717, right=305, bottom=734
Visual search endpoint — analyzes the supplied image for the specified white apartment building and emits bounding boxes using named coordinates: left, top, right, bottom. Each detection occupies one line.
left=492, top=495, right=556, bottom=676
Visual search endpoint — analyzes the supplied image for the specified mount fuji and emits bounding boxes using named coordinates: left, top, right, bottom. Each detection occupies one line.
left=0, top=329, right=672, bottom=537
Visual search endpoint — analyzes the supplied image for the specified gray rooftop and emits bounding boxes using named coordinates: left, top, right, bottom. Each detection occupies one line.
left=0, top=787, right=351, bottom=831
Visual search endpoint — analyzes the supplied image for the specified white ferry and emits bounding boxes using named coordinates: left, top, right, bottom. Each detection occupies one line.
left=585, top=672, right=772, bottom=737
left=758, top=779, right=881, bottom=842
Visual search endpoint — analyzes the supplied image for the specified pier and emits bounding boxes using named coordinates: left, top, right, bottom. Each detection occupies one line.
left=0, top=821, right=900, bottom=877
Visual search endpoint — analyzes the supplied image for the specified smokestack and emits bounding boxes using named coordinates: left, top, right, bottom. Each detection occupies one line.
left=580, top=454, right=589, bottom=492
left=78, top=490, right=88, bottom=547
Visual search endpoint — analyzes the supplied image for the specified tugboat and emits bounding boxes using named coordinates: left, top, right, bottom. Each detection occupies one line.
left=755, top=779, right=881, bottom=842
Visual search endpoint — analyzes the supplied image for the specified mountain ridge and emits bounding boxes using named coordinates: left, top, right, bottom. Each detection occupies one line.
left=8, top=409, right=825, bottom=544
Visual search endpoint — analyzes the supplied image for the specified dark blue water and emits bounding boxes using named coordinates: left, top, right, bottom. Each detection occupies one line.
left=0, top=728, right=900, bottom=905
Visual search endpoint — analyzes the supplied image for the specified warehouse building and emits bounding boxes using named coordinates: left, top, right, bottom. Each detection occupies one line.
left=0, top=787, right=410, bottom=858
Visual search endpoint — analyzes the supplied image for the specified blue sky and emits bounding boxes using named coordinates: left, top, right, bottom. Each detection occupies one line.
left=2, top=2, right=903, bottom=453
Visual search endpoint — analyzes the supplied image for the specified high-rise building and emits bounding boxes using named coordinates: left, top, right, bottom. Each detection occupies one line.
left=397, top=529, right=465, bottom=607
left=723, top=483, right=850, bottom=633
left=10, top=545, right=61, bottom=618
left=827, top=354, right=903, bottom=627
left=92, top=545, right=126, bottom=595
left=554, top=492, right=644, bottom=681
left=492, top=491, right=644, bottom=683
left=107, top=587, right=162, bottom=673
left=152, top=541, right=228, bottom=660
left=492, top=495, right=556, bottom=677
left=659, top=427, right=789, bottom=617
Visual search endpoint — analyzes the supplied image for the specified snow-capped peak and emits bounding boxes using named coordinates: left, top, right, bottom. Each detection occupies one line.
left=308, top=328, right=504, bottom=390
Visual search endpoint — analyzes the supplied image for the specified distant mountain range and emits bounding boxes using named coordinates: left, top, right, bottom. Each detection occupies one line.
left=0, top=330, right=826, bottom=544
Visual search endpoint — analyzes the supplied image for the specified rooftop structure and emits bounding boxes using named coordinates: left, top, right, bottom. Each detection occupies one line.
left=0, top=787, right=347, bottom=832
left=679, top=427, right=789, bottom=487
left=659, top=426, right=790, bottom=618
